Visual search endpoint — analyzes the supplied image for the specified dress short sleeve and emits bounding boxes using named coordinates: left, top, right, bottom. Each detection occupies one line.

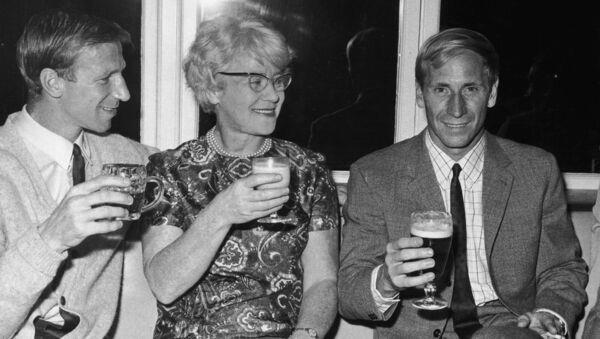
left=142, top=146, right=198, bottom=231
left=306, top=156, right=339, bottom=232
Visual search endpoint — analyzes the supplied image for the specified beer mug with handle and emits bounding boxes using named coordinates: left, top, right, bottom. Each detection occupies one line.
left=101, top=163, right=164, bottom=220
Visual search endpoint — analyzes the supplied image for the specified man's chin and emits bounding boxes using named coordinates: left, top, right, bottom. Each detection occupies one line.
left=84, top=123, right=112, bottom=135
left=441, top=134, right=484, bottom=152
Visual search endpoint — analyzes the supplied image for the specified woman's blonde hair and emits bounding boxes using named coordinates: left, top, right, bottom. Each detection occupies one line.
left=183, top=16, right=294, bottom=113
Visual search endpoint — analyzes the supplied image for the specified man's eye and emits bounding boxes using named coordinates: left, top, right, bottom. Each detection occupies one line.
left=433, top=87, right=448, bottom=95
left=99, top=77, right=110, bottom=84
left=465, top=86, right=480, bottom=93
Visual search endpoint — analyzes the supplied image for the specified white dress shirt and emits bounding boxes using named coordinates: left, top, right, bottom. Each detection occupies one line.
left=425, top=130, right=497, bottom=304
left=14, top=107, right=91, bottom=202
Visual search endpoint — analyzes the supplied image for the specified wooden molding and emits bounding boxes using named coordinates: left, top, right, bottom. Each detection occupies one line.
left=141, top=0, right=199, bottom=150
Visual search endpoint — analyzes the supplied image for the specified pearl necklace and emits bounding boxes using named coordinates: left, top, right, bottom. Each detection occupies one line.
left=206, top=127, right=272, bottom=158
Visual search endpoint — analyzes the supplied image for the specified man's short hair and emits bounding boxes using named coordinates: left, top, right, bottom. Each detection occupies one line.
left=17, top=9, right=131, bottom=97
left=183, top=15, right=294, bottom=113
left=415, top=28, right=499, bottom=87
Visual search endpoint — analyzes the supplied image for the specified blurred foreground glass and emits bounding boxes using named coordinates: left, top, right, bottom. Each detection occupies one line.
left=251, top=157, right=296, bottom=224
left=409, top=211, right=453, bottom=310
left=101, top=163, right=164, bottom=220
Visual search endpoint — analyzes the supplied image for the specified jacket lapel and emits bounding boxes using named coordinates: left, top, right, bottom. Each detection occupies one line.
left=482, top=133, right=514, bottom=257
left=404, top=132, right=446, bottom=213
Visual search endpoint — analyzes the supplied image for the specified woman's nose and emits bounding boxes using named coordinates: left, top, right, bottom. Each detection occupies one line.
left=260, top=82, right=281, bottom=103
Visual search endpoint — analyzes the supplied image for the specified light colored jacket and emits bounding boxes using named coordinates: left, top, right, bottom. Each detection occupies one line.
left=0, top=112, right=155, bottom=338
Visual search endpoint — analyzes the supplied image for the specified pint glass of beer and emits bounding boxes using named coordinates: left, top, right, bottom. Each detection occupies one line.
left=410, top=211, right=453, bottom=310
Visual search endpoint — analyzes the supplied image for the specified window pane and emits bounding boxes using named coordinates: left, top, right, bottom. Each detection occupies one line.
left=198, top=0, right=399, bottom=170
left=441, top=0, right=600, bottom=172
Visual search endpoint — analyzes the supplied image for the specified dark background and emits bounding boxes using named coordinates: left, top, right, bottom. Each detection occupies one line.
left=2, top=0, right=599, bottom=172
left=441, top=0, right=600, bottom=172
left=197, top=0, right=400, bottom=149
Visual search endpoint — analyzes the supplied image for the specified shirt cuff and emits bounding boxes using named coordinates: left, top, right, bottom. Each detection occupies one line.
left=371, top=265, right=400, bottom=314
left=534, top=308, right=568, bottom=337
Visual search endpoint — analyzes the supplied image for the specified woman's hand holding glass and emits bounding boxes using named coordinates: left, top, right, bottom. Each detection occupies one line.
left=207, top=173, right=289, bottom=225
left=251, top=157, right=296, bottom=223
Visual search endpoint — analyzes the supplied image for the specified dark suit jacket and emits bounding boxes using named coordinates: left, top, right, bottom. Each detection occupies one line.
left=338, top=131, right=588, bottom=338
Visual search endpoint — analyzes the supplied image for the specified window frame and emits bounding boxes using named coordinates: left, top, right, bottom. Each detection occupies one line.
left=140, top=0, right=600, bottom=199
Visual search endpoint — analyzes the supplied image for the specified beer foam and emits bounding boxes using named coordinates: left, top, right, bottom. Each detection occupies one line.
left=411, top=220, right=452, bottom=238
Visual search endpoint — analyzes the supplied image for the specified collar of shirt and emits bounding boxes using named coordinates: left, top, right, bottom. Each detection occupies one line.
left=14, top=106, right=93, bottom=171
left=424, top=129, right=485, bottom=190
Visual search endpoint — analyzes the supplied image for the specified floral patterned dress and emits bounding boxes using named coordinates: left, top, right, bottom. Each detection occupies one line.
left=143, top=136, right=339, bottom=338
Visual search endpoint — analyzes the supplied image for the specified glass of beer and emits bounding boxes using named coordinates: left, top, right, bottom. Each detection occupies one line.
left=251, top=156, right=295, bottom=224
left=101, top=163, right=164, bottom=220
left=410, top=211, right=453, bottom=310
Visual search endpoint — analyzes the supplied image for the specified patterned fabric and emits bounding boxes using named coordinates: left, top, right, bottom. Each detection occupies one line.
left=425, top=130, right=499, bottom=305
left=144, top=136, right=339, bottom=338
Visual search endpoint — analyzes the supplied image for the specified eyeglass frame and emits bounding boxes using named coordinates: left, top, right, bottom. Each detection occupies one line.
left=216, top=72, right=293, bottom=93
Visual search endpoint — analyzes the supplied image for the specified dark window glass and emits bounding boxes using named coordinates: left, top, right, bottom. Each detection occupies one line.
left=441, top=0, right=600, bottom=172
left=0, top=0, right=141, bottom=141
left=198, top=0, right=399, bottom=170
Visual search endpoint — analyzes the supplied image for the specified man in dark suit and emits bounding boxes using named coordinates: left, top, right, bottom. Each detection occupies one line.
left=338, top=28, right=587, bottom=338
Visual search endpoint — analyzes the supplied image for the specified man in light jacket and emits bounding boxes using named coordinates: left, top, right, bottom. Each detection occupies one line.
left=0, top=9, right=154, bottom=338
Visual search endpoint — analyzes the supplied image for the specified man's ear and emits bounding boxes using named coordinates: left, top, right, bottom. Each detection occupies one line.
left=487, top=79, right=499, bottom=108
left=416, top=82, right=425, bottom=108
left=39, top=68, right=64, bottom=98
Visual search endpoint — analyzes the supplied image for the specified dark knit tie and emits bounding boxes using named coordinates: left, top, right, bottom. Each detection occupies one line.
left=72, top=144, right=85, bottom=185
left=450, top=164, right=481, bottom=338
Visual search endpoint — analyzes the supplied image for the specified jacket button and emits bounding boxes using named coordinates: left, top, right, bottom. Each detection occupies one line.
left=60, top=296, right=66, bottom=305
left=433, top=329, right=441, bottom=337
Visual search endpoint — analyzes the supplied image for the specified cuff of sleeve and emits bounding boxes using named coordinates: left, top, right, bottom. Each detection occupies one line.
left=371, top=265, right=400, bottom=315
left=16, top=228, right=67, bottom=277
left=534, top=308, right=568, bottom=336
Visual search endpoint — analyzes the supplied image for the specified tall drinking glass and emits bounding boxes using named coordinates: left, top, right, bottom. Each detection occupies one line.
left=251, top=156, right=294, bottom=224
left=410, top=211, right=453, bottom=310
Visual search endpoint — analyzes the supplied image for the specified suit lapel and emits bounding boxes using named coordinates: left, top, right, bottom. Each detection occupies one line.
left=404, top=132, right=446, bottom=213
left=482, top=134, right=514, bottom=257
